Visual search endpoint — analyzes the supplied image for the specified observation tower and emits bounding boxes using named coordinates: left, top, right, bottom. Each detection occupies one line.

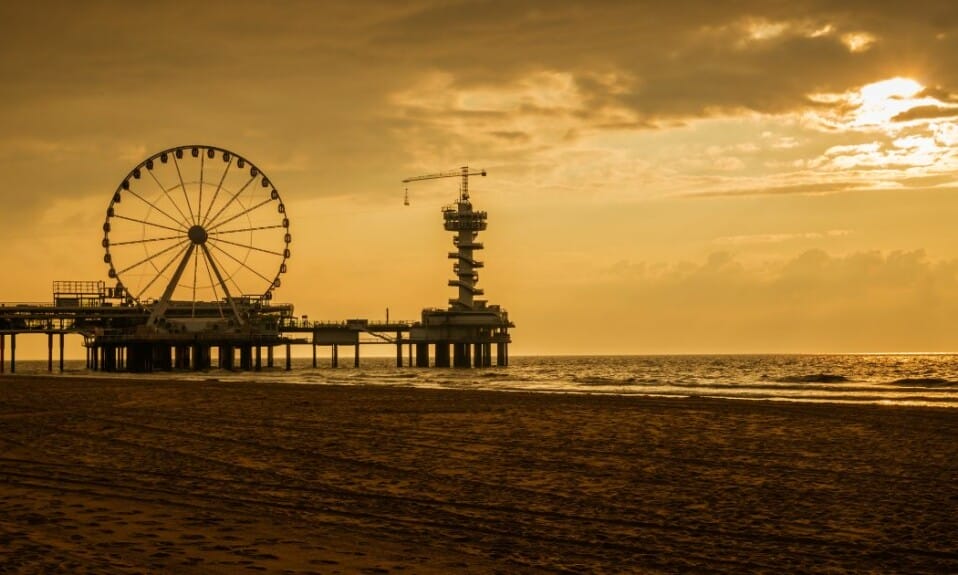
left=403, top=167, right=513, bottom=367
left=444, top=169, right=487, bottom=310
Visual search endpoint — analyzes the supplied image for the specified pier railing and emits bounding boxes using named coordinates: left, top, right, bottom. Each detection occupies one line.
left=279, top=318, right=415, bottom=331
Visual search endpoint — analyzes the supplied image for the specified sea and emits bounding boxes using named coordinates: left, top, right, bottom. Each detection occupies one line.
left=9, top=354, right=958, bottom=408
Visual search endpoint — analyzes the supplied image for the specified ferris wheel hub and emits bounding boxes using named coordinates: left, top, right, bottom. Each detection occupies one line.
left=188, top=225, right=209, bottom=245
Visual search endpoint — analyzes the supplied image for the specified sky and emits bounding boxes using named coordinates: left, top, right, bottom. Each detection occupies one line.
left=3, top=0, right=958, bottom=356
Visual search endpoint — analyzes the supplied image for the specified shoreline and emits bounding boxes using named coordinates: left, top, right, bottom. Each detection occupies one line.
left=5, top=369, right=958, bottom=411
left=1, top=375, right=956, bottom=573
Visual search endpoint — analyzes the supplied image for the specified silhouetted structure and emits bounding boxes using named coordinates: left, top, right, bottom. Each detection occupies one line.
left=0, top=151, right=513, bottom=372
left=403, top=167, right=513, bottom=367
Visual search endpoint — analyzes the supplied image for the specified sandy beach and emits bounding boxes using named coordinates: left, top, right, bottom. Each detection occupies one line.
left=0, top=375, right=955, bottom=574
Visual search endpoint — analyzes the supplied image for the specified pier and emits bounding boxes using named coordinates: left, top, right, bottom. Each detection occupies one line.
left=0, top=148, right=512, bottom=373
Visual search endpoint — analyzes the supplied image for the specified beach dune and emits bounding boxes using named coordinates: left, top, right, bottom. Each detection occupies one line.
left=0, top=375, right=955, bottom=573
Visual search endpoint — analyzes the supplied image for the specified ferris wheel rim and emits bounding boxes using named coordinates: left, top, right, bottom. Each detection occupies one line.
left=101, top=144, right=291, bottom=311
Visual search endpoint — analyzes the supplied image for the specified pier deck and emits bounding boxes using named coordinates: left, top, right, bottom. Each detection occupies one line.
left=0, top=305, right=510, bottom=372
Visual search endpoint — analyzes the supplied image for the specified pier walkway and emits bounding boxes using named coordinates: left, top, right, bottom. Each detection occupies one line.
left=0, top=303, right=509, bottom=373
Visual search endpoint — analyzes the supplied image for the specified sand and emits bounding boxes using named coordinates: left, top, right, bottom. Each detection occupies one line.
left=0, top=375, right=955, bottom=574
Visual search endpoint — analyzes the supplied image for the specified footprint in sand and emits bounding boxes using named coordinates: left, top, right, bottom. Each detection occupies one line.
left=180, top=533, right=206, bottom=541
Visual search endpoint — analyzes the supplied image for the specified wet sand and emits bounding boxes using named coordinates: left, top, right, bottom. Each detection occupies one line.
left=0, top=375, right=955, bottom=574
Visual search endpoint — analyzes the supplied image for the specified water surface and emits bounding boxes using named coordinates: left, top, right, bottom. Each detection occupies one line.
left=14, top=354, right=958, bottom=408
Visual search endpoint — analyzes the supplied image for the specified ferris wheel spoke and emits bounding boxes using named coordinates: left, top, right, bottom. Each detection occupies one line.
left=134, top=242, right=192, bottom=301
left=172, top=154, right=196, bottom=225
left=109, top=233, right=185, bottom=247
left=202, top=156, right=233, bottom=226
left=203, top=244, right=243, bottom=296
left=146, top=165, right=194, bottom=228
left=210, top=224, right=286, bottom=236
left=122, top=186, right=189, bottom=231
left=111, top=214, right=186, bottom=235
left=202, top=244, right=246, bottom=321
left=200, top=249, right=226, bottom=318
left=209, top=241, right=275, bottom=285
left=116, top=238, right=190, bottom=275
left=205, top=173, right=258, bottom=229
left=197, top=153, right=205, bottom=230
left=191, top=248, right=199, bottom=317
left=207, top=198, right=274, bottom=232
left=208, top=235, right=285, bottom=257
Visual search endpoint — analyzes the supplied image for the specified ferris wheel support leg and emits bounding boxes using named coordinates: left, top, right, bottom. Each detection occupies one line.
left=200, top=244, right=245, bottom=327
left=148, top=243, right=196, bottom=327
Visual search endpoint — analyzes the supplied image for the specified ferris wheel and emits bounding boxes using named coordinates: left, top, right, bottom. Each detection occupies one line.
left=102, top=145, right=290, bottom=324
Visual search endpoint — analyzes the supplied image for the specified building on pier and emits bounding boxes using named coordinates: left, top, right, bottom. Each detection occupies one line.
left=403, top=166, right=514, bottom=367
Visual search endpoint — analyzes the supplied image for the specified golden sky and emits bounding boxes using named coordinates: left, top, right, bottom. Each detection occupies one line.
left=3, top=1, right=958, bottom=355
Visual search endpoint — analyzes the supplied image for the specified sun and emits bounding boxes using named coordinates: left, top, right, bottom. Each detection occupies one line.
left=854, top=77, right=926, bottom=127
left=860, top=77, right=923, bottom=102
left=807, top=76, right=937, bottom=131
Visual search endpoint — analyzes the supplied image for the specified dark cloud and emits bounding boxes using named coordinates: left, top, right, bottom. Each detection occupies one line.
left=892, top=105, right=958, bottom=121
left=4, top=1, right=958, bottom=117
left=681, top=181, right=867, bottom=199
left=367, top=0, right=958, bottom=121
left=898, top=174, right=958, bottom=188
left=488, top=130, right=531, bottom=143
left=1, top=0, right=957, bottom=226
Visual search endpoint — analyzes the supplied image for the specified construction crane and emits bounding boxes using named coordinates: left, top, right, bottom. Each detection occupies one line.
left=402, top=166, right=486, bottom=205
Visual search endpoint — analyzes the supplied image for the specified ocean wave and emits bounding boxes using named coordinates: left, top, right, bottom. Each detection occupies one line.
left=888, top=378, right=956, bottom=387
left=772, top=374, right=850, bottom=384
left=573, top=375, right=658, bottom=387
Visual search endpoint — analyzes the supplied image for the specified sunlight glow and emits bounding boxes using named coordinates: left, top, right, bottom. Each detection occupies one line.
left=841, top=31, right=876, bottom=53
left=855, top=77, right=925, bottom=127
left=746, top=19, right=788, bottom=41
left=800, top=76, right=958, bottom=177
left=861, top=77, right=923, bottom=103
left=808, top=77, right=939, bottom=131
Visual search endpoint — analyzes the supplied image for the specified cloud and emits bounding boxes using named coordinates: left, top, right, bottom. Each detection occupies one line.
left=2, top=2, right=956, bottom=210
left=681, top=181, right=866, bottom=198
left=892, top=105, right=958, bottom=121
left=364, top=1, right=958, bottom=127
left=841, top=31, right=877, bottom=53
left=713, top=230, right=851, bottom=246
